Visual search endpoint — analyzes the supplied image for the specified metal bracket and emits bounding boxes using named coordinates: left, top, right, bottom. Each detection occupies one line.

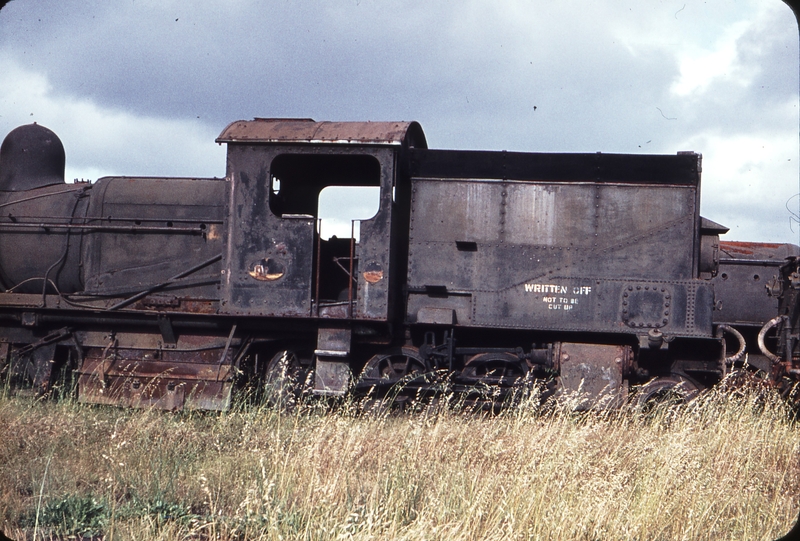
left=158, top=315, right=177, bottom=346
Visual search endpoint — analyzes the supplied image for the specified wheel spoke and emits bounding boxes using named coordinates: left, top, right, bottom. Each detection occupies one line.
left=357, top=347, right=430, bottom=407
left=459, top=352, right=531, bottom=411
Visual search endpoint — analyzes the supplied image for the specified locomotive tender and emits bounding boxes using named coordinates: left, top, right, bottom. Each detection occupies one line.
left=0, top=119, right=797, bottom=410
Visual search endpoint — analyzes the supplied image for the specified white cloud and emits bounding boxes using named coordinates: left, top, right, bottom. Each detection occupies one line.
left=318, top=186, right=381, bottom=241
left=0, top=55, right=225, bottom=182
left=671, top=20, right=752, bottom=97
left=680, top=123, right=800, bottom=242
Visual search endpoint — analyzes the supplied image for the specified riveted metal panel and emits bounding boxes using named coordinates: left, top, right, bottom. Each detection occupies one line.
left=407, top=155, right=705, bottom=338
left=221, top=145, right=314, bottom=316
left=713, top=241, right=800, bottom=326
left=469, top=278, right=711, bottom=337
left=221, top=143, right=398, bottom=321
left=82, top=176, right=226, bottom=299
left=354, top=172, right=395, bottom=320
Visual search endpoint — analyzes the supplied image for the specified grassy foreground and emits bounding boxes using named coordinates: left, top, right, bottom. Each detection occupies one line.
left=0, top=386, right=798, bottom=541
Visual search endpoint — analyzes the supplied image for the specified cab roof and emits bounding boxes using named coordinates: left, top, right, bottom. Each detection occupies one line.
left=216, top=118, right=427, bottom=149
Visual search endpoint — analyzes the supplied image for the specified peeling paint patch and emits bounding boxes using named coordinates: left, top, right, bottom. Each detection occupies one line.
left=248, top=258, right=285, bottom=281
left=363, top=261, right=384, bottom=283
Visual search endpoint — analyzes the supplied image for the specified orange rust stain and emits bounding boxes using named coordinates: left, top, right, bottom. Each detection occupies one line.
left=363, top=270, right=384, bottom=283
left=719, top=241, right=784, bottom=256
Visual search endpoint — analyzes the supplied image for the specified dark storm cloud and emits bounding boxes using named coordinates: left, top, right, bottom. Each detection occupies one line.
left=0, top=0, right=797, bottom=241
left=0, top=1, right=687, bottom=149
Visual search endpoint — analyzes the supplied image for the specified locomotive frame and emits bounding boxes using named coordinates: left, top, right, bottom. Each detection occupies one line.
left=0, top=118, right=797, bottom=410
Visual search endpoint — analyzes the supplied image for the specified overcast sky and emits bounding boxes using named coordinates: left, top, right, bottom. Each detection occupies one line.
left=1, top=0, right=798, bottom=243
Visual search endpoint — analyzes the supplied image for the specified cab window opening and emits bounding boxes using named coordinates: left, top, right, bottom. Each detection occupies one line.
left=268, top=153, right=382, bottom=305
left=268, top=153, right=381, bottom=239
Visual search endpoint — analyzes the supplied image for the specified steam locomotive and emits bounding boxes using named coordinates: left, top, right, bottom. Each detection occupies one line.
left=0, top=119, right=797, bottom=410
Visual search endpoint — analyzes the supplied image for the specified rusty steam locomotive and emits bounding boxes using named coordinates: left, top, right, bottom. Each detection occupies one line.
left=0, top=119, right=798, bottom=410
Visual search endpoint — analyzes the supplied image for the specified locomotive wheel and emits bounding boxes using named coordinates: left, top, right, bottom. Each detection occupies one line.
left=460, top=352, right=531, bottom=410
left=633, top=375, right=700, bottom=412
left=461, top=352, right=527, bottom=383
left=360, top=346, right=428, bottom=381
left=357, top=346, right=430, bottom=408
left=263, top=349, right=312, bottom=411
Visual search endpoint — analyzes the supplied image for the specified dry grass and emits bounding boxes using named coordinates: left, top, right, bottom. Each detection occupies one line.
left=0, top=384, right=798, bottom=540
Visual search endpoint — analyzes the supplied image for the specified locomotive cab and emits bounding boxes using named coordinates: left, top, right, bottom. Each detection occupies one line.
left=216, top=119, right=426, bottom=394
left=217, top=119, right=425, bottom=323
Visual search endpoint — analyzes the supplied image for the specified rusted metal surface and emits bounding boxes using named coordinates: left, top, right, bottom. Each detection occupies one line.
left=0, top=183, right=90, bottom=293
left=316, top=327, right=351, bottom=356
left=712, top=242, right=800, bottom=328
left=362, top=262, right=384, bottom=284
left=312, top=326, right=353, bottom=395
left=220, top=147, right=396, bottom=322
left=133, top=298, right=220, bottom=314
left=557, top=343, right=632, bottom=410
left=317, top=303, right=350, bottom=319
left=313, top=359, right=351, bottom=396
left=77, top=374, right=232, bottom=411
left=765, top=258, right=800, bottom=402
left=405, top=172, right=713, bottom=338
left=216, top=119, right=427, bottom=148
left=82, top=177, right=225, bottom=300
left=74, top=343, right=237, bottom=411
left=0, top=175, right=226, bottom=299
left=77, top=357, right=233, bottom=381
left=720, top=240, right=800, bottom=259
left=247, top=258, right=286, bottom=281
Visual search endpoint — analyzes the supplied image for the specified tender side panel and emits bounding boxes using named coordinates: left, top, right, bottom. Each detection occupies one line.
left=406, top=150, right=710, bottom=337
